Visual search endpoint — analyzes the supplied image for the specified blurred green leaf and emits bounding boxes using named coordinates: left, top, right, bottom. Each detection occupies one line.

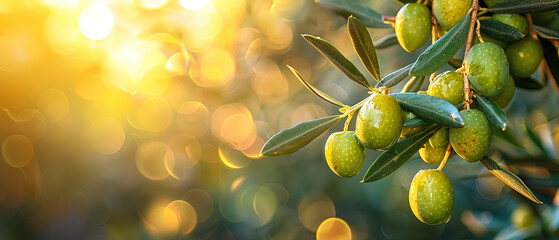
left=525, top=123, right=550, bottom=157
left=404, top=117, right=432, bottom=127
left=447, top=58, right=463, bottom=69
left=514, top=77, right=544, bottom=90
left=261, top=115, right=342, bottom=157
left=303, top=34, right=372, bottom=89
left=362, top=125, right=442, bottom=182
left=475, top=95, right=509, bottom=131
left=493, top=126, right=523, bottom=149
left=401, top=76, right=426, bottom=93
left=487, top=0, right=559, bottom=13
left=374, top=33, right=398, bottom=49
left=532, top=24, right=559, bottom=40
left=287, top=65, right=348, bottom=108
left=315, top=0, right=391, bottom=28
left=348, top=16, right=381, bottom=82
left=378, top=63, right=412, bottom=88
left=479, top=19, right=524, bottom=42
left=540, top=38, right=559, bottom=93
left=410, top=13, right=470, bottom=76
left=390, top=93, right=465, bottom=128
left=481, top=157, right=543, bottom=204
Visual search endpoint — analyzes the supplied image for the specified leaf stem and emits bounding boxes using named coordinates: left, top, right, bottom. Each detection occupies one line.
left=437, top=144, right=452, bottom=171
left=341, top=94, right=374, bottom=118
left=462, top=0, right=479, bottom=110
left=430, top=14, right=439, bottom=82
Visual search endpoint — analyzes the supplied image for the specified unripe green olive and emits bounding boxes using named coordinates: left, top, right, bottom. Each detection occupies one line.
left=449, top=109, right=492, bottom=163
left=355, top=94, right=404, bottom=150
left=430, top=127, right=449, bottom=148
left=324, top=131, right=365, bottom=178
left=505, top=36, right=543, bottom=78
left=464, top=42, right=509, bottom=97
left=409, top=169, right=454, bottom=225
left=490, top=75, right=515, bottom=108
left=483, top=0, right=499, bottom=7
left=433, top=0, right=472, bottom=31
left=532, top=11, right=557, bottom=26
left=401, top=111, right=424, bottom=138
left=419, top=143, right=448, bottom=164
left=428, top=71, right=464, bottom=105
left=395, top=3, right=432, bottom=52
left=512, top=205, right=537, bottom=229
left=493, top=13, right=529, bottom=33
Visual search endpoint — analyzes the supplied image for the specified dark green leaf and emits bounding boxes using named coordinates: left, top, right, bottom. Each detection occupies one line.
left=514, top=77, right=544, bottom=90
left=378, top=63, right=412, bottom=88
left=525, top=123, right=549, bottom=157
left=480, top=157, right=543, bottom=204
left=348, top=16, right=381, bottom=82
left=287, top=65, right=347, bottom=108
left=315, top=0, right=391, bottom=28
left=260, top=115, right=342, bottom=157
left=390, top=93, right=465, bottom=128
left=475, top=95, right=509, bottom=131
left=362, top=125, right=442, bottom=182
left=448, top=58, right=463, bottom=69
left=487, top=0, right=559, bottom=13
left=393, top=0, right=417, bottom=4
left=410, top=13, right=470, bottom=76
left=404, top=117, right=433, bottom=127
left=303, top=34, right=372, bottom=89
left=540, top=38, right=559, bottom=93
left=479, top=19, right=524, bottom=42
left=533, top=24, right=559, bottom=40
left=493, top=126, right=523, bottom=149
left=374, top=33, right=398, bottom=49
left=401, top=76, right=426, bottom=93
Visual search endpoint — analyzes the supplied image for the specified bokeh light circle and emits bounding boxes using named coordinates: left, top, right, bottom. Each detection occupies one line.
left=316, top=218, right=352, bottom=240
left=88, top=117, right=125, bottom=155
left=166, top=200, right=198, bottom=235
left=136, top=141, right=173, bottom=180
left=2, top=134, right=34, bottom=168
left=79, top=3, right=114, bottom=40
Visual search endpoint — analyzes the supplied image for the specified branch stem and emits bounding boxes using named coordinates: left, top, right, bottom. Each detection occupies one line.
left=461, top=0, right=479, bottom=110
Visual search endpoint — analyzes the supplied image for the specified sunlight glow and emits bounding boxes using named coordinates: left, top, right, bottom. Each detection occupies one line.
left=79, top=3, right=114, bottom=40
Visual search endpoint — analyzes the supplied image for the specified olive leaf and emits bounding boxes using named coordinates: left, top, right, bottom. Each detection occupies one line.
left=525, top=123, right=550, bottom=157
left=348, top=16, right=381, bottom=82
left=540, top=38, right=559, bottom=93
left=404, top=117, right=432, bottom=127
left=374, top=33, right=398, bottom=49
left=480, top=157, right=543, bottom=204
left=315, top=0, right=391, bottom=28
left=377, top=63, right=412, bottom=88
left=410, top=13, right=470, bottom=76
left=401, top=76, right=426, bottom=93
left=479, top=19, right=524, bottom=42
left=260, top=115, right=342, bottom=157
left=475, top=95, right=509, bottom=131
left=287, top=65, right=347, bottom=108
left=514, top=77, right=544, bottom=90
left=390, top=93, right=465, bottom=128
left=487, top=0, right=559, bottom=13
left=362, top=125, right=443, bottom=182
left=493, top=126, right=523, bottom=149
left=303, top=34, right=372, bottom=89
left=532, top=25, right=559, bottom=40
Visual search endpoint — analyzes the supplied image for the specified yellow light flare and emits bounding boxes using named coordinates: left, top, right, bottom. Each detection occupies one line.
left=182, top=189, right=214, bottom=223
left=127, top=97, right=173, bottom=133
left=218, top=143, right=251, bottom=169
left=42, top=0, right=80, bottom=11
left=79, top=3, right=114, bottom=40
left=316, top=218, right=352, bottom=240
left=12, top=109, right=46, bottom=142
left=135, top=141, right=173, bottom=181
left=166, top=134, right=201, bottom=180
left=166, top=200, right=197, bottom=235
left=195, top=48, right=235, bottom=88
left=176, top=101, right=210, bottom=138
left=37, top=89, right=69, bottom=122
left=2, top=134, right=34, bottom=168
left=179, top=0, right=210, bottom=10
left=250, top=60, right=289, bottom=105
left=136, top=65, right=171, bottom=96
left=0, top=72, right=37, bottom=109
left=129, top=42, right=169, bottom=83
left=136, top=0, right=168, bottom=9
left=166, top=52, right=190, bottom=76
left=88, top=117, right=126, bottom=155
left=230, top=176, right=246, bottom=193
left=270, top=0, right=310, bottom=22
left=253, top=186, right=278, bottom=226
left=298, top=193, right=336, bottom=231
left=144, top=199, right=180, bottom=239
left=74, top=74, right=106, bottom=100
left=44, top=13, right=80, bottom=53
left=211, top=104, right=256, bottom=149
left=0, top=37, right=28, bottom=72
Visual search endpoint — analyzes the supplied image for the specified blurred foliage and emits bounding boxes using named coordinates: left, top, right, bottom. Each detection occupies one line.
left=0, top=0, right=558, bottom=239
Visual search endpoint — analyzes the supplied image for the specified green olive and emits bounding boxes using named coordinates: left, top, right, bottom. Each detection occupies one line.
left=324, top=131, right=365, bottom=178
left=355, top=94, right=404, bottom=150
left=395, top=3, right=432, bottom=52
left=449, top=109, right=492, bottom=163
left=409, top=169, right=454, bottom=225
left=428, top=71, right=464, bottom=105
left=505, top=36, right=543, bottom=78
left=493, top=13, right=529, bottom=34
left=464, top=42, right=509, bottom=97
left=433, top=0, right=472, bottom=31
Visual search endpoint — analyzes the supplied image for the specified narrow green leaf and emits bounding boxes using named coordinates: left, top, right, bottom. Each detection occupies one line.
left=362, top=125, right=443, bottom=182
left=479, top=19, right=524, bottom=42
left=261, top=115, right=342, bottom=157
left=287, top=65, right=347, bottom=108
left=525, top=123, right=550, bottom=157
left=493, top=126, right=523, bottom=149
left=303, top=34, right=372, bottom=89
left=514, top=77, right=544, bottom=90
left=315, top=0, right=391, bottom=28
left=540, top=38, right=559, bottom=93
left=390, top=93, right=465, bottom=128
left=404, top=117, right=433, bottom=127
left=475, top=95, right=509, bottom=131
left=448, top=58, right=463, bottom=69
left=401, top=76, right=426, bottom=93
left=487, top=0, right=559, bottom=13
left=374, top=33, right=398, bottom=49
left=348, top=16, right=381, bottom=82
left=410, top=13, right=470, bottom=76
left=378, top=63, right=412, bottom=88
left=480, top=157, right=543, bottom=204
left=532, top=25, right=559, bottom=40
